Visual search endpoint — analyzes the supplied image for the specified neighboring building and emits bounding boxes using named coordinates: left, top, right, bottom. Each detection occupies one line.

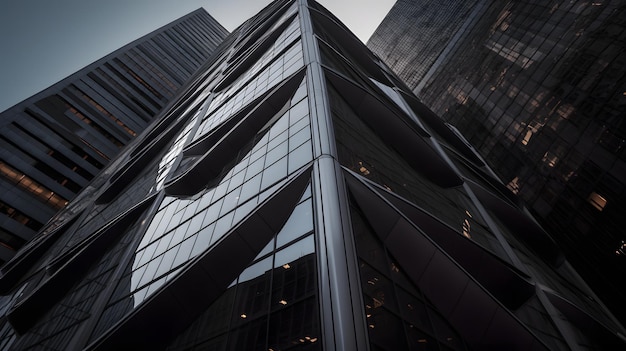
left=0, top=9, right=228, bottom=265
left=0, top=1, right=625, bottom=350
left=369, top=0, right=626, bottom=325
left=367, top=0, right=480, bottom=88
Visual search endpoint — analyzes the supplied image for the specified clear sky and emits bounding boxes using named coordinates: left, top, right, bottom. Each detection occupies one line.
left=0, top=0, right=395, bottom=112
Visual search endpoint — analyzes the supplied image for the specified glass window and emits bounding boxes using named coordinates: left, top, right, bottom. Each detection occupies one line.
left=221, top=187, right=242, bottom=215
left=276, top=199, right=313, bottom=248
left=274, top=235, right=315, bottom=269
left=261, top=157, right=288, bottom=189
left=171, top=236, right=197, bottom=268
left=266, top=140, right=289, bottom=166
left=288, top=141, right=312, bottom=173
left=350, top=200, right=469, bottom=350
left=190, top=223, right=215, bottom=257
left=210, top=211, right=235, bottom=245
left=238, top=256, right=273, bottom=284
left=289, top=124, right=311, bottom=148
left=240, top=173, right=263, bottom=202
left=245, top=157, right=266, bottom=181
left=232, top=198, right=259, bottom=225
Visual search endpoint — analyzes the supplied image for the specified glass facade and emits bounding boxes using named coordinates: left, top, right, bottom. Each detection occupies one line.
left=369, top=0, right=626, bottom=327
left=0, top=9, right=228, bottom=266
left=0, top=1, right=624, bottom=350
left=367, top=0, right=480, bottom=89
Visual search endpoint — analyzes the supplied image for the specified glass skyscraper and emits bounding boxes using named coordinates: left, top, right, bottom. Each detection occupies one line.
left=0, top=9, right=228, bottom=266
left=367, top=0, right=481, bottom=89
left=0, top=1, right=624, bottom=349
left=369, top=0, right=626, bottom=326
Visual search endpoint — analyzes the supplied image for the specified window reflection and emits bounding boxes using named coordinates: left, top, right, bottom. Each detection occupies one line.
left=276, top=199, right=313, bottom=248
left=164, top=206, right=318, bottom=350
left=588, top=191, right=607, bottom=211
left=195, top=36, right=304, bottom=142
left=350, top=202, right=469, bottom=350
left=89, top=23, right=314, bottom=345
left=329, top=83, right=480, bottom=252
left=274, top=235, right=315, bottom=269
left=238, top=257, right=273, bottom=284
left=227, top=251, right=319, bottom=347
left=126, top=92, right=311, bottom=306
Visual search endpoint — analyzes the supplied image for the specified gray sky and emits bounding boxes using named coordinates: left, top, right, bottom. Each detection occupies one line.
left=0, top=0, right=395, bottom=112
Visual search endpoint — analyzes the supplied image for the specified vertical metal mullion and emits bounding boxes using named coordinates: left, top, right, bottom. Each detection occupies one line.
left=298, top=1, right=370, bottom=350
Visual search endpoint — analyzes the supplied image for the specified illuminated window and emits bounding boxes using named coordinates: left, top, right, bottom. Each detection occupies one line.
left=0, top=161, right=68, bottom=209
left=616, top=241, right=625, bottom=256
left=588, top=192, right=607, bottom=211
left=542, top=152, right=558, bottom=168
left=72, top=85, right=137, bottom=136
left=358, top=161, right=371, bottom=176
left=521, top=130, right=532, bottom=145
left=59, top=95, right=124, bottom=148
left=506, top=176, right=520, bottom=194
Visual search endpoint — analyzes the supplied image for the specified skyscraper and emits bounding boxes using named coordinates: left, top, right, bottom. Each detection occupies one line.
left=1, top=1, right=625, bottom=350
left=369, top=0, right=626, bottom=325
left=0, top=9, right=228, bottom=265
left=367, top=0, right=481, bottom=89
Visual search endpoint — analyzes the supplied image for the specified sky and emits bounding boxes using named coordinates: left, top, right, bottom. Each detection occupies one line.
left=0, top=0, right=395, bottom=112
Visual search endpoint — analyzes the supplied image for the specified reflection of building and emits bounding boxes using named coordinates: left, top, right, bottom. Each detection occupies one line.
left=369, top=0, right=626, bottom=325
left=0, top=9, right=228, bottom=265
left=0, top=1, right=625, bottom=350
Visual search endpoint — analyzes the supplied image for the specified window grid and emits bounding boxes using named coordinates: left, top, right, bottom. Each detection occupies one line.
left=194, top=23, right=302, bottom=141
left=103, top=80, right=311, bottom=312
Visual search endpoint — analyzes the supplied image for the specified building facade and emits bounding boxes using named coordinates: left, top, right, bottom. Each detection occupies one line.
left=369, top=0, right=626, bottom=325
left=367, top=0, right=481, bottom=89
left=0, top=0, right=624, bottom=349
left=0, top=9, right=228, bottom=265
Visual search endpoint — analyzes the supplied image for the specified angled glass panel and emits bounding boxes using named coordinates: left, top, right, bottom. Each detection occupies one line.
left=346, top=172, right=551, bottom=350
left=349, top=192, right=468, bottom=351
left=95, top=84, right=213, bottom=204
left=326, top=69, right=462, bottom=188
left=327, top=78, right=479, bottom=241
left=86, top=167, right=312, bottom=350
left=195, top=37, right=303, bottom=142
left=165, top=70, right=307, bottom=196
left=152, top=102, right=207, bottom=192
left=467, top=181, right=563, bottom=267
left=124, top=77, right=312, bottom=301
left=544, top=290, right=626, bottom=349
left=128, top=72, right=215, bottom=158
left=310, top=6, right=393, bottom=85
left=164, top=185, right=317, bottom=351
left=398, top=90, right=487, bottom=167
left=216, top=12, right=299, bottom=91
left=5, top=195, right=156, bottom=337
left=0, top=214, right=81, bottom=295
left=367, top=172, right=536, bottom=309
left=229, top=0, right=295, bottom=60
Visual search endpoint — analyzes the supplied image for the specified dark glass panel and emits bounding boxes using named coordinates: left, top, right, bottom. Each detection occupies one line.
left=349, top=200, right=469, bottom=350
